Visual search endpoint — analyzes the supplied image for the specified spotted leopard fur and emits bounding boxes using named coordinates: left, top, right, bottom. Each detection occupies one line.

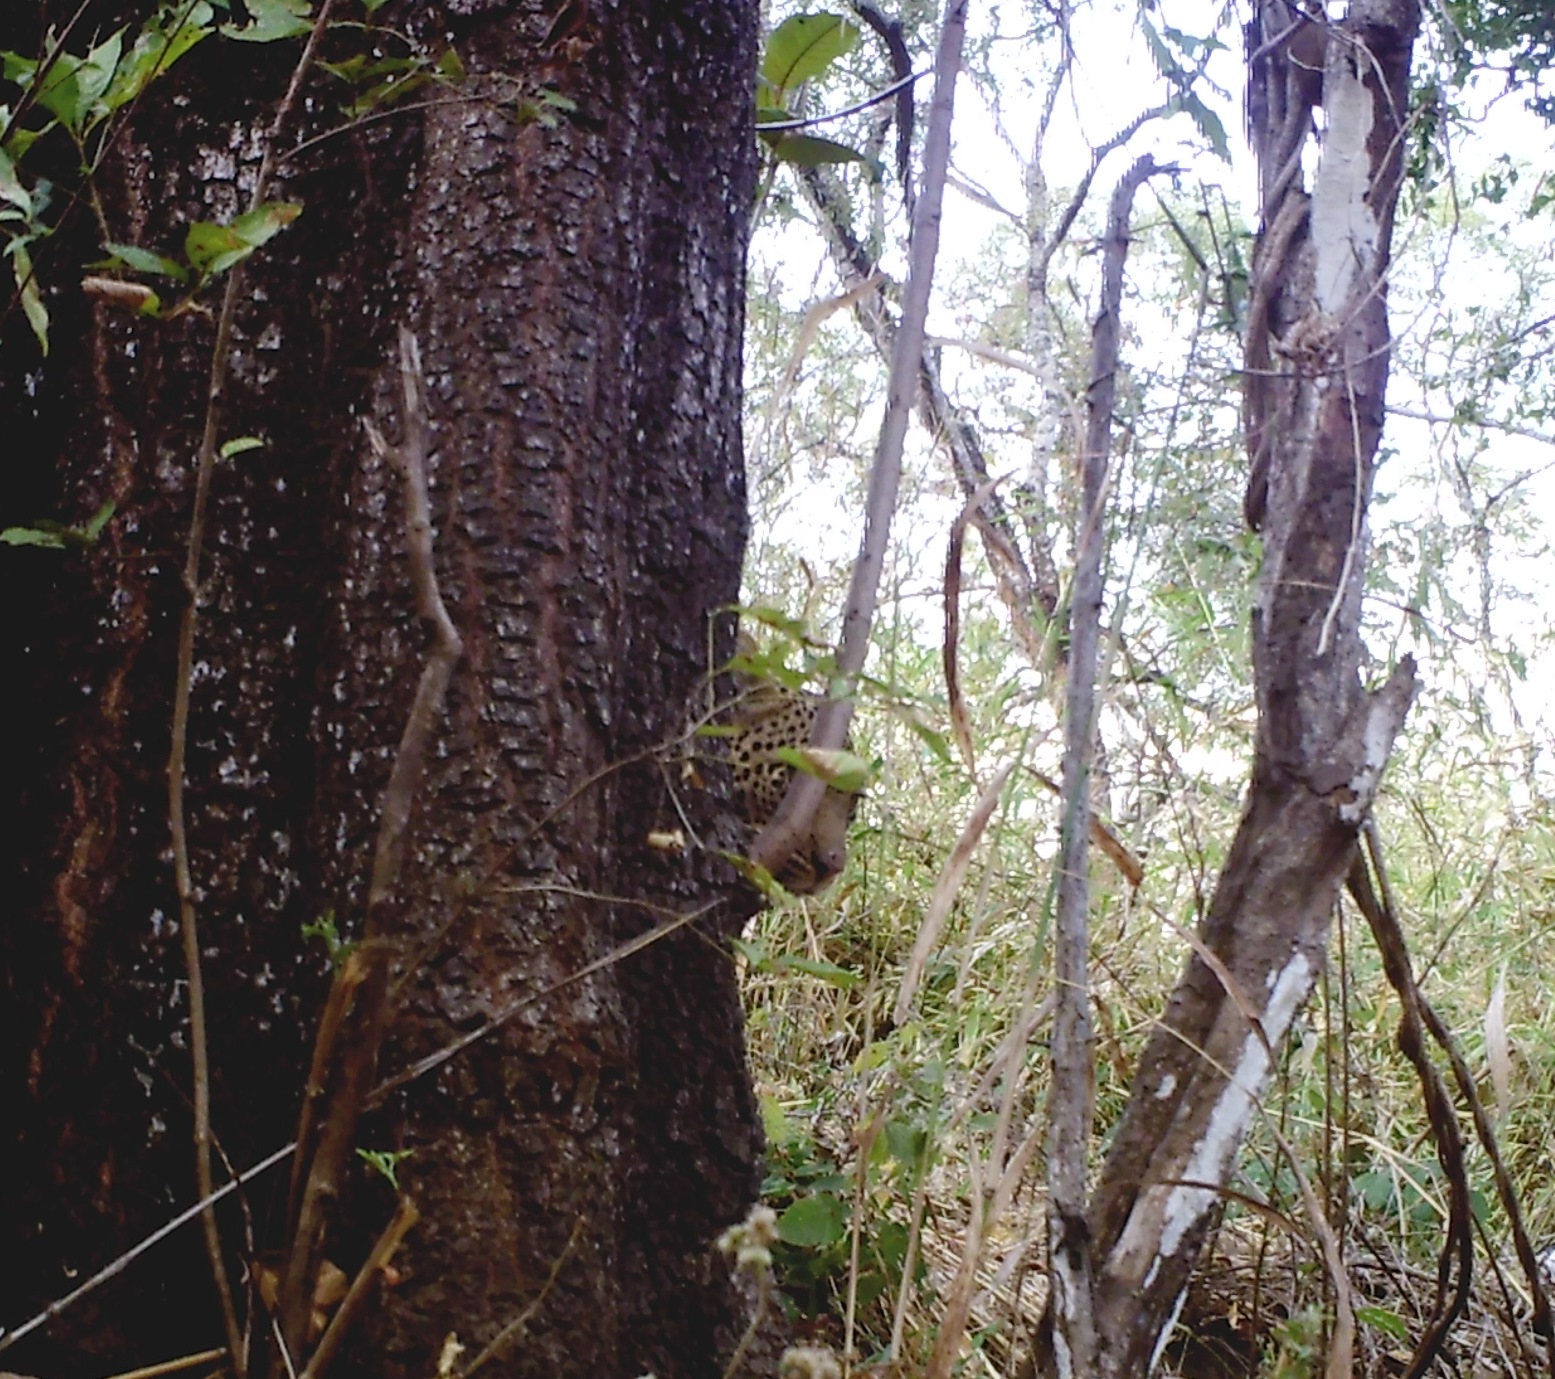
left=728, top=675, right=857, bottom=895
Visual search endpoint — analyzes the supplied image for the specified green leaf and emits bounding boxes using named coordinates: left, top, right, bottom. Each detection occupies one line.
left=355, top=1146, right=413, bottom=1189
left=1, top=51, right=37, bottom=86
left=222, top=0, right=313, bottom=42
left=904, top=716, right=953, bottom=764
left=1351, top=1168, right=1395, bottom=1212
left=220, top=435, right=265, bottom=459
left=761, top=12, right=859, bottom=104
left=100, top=241, right=188, bottom=281
left=763, top=132, right=866, bottom=167
left=230, top=200, right=303, bottom=247
left=185, top=201, right=300, bottom=278
left=80, top=501, right=116, bottom=542
left=102, top=7, right=213, bottom=114
left=0, top=146, right=32, bottom=218
left=776, top=1193, right=847, bottom=1248
left=773, top=745, right=872, bottom=794
left=42, top=29, right=125, bottom=134
left=185, top=220, right=249, bottom=277
left=758, top=1095, right=794, bottom=1146
left=1, top=525, right=67, bottom=548
left=1177, top=89, right=1230, bottom=162
left=883, top=1118, right=928, bottom=1168
left=1355, top=1306, right=1408, bottom=1340
left=11, top=241, right=47, bottom=354
left=778, top=955, right=859, bottom=989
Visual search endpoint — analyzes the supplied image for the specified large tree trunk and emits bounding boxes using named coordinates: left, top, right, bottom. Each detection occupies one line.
left=1037, top=2, right=1422, bottom=1373
left=1, top=5, right=761, bottom=1377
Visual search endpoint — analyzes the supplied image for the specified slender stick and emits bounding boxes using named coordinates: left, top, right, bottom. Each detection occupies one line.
left=165, top=7, right=339, bottom=1367
left=1045, top=152, right=1159, bottom=1375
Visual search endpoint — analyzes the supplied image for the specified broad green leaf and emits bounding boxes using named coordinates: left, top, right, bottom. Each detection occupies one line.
left=345, top=71, right=431, bottom=119
left=1, top=51, right=36, bottom=85
left=222, top=0, right=312, bottom=43
left=185, top=219, right=250, bottom=277
left=761, top=12, right=859, bottom=104
left=904, top=716, right=953, bottom=764
left=43, top=29, right=125, bottom=134
left=100, top=241, right=188, bottom=280
left=1355, top=1306, right=1408, bottom=1340
left=11, top=241, right=47, bottom=354
left=231, top=200, right=302, bottom=247
left=318, top=55, right=370, bottom=83
left=883, top=1118, right=928, bottom=1168
left=185, top=201, right=300, bottom=278
left=102, top=7, right=213, bottom=114
left=773, top=745, right=872, bottom=793
left=763, top=132, right=866, bottom=167
left=5, top=127, right=44, bottom=161
left=0, top=146, right=31, bottom=217
left=1351, top=1168, right=1394, bottom=1212
left=758, top=1095, right=794, bottom=1146
left=776, top=1193, right=847, bottom=1247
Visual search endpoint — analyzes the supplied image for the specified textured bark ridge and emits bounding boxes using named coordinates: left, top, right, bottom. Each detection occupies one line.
left=1, top=4, right=763, bottom=1377
left=1036, top=3, right=1422, bottom=1374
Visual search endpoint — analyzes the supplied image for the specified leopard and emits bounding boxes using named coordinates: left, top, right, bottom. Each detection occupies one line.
left=727, top=667, right=859, bottom=896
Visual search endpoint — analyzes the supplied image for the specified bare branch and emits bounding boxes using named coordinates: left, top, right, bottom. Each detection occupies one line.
left=274, top=327, right=462, bottom=1369
left=164, top=6, right=341, bottom=1366
left=1046, top=153, right=1160, bottom=1375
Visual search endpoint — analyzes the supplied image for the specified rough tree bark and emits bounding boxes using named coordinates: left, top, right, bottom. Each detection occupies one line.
left=1037, top=2, right=1422, bottom=1374
left=1, top=4, right=762, bottom=1378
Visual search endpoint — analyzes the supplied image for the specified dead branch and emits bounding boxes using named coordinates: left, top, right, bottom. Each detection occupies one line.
left=1023, top=767, right=1143, bottom=889
left=298, top=1197, right=419, bottom=1379
left=1345, top=836, right=1470, bottom=1379
left=944, top=480, right=1002, bottom=782
left=274, top=327, right=459, bottom=1372
left=794, top=167, right=1057, bottom=674
left=362, top=329, right=466, bottom=926
left=1046, top=153, right=1160, bottom=1375
left=1348, top=825, right=1555, bottom=1376
left=0, top=1144, right=297, bottom=1356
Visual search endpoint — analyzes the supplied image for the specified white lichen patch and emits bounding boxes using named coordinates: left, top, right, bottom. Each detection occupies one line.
left=1111, top=951, right=1315, bottom=1278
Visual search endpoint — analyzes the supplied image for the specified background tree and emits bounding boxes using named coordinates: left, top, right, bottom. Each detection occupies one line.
left=0, top=3, right=765, bottom=1377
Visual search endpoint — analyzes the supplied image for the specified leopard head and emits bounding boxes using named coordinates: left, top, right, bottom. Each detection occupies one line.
left=727, top=677, right=857, bottom=895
